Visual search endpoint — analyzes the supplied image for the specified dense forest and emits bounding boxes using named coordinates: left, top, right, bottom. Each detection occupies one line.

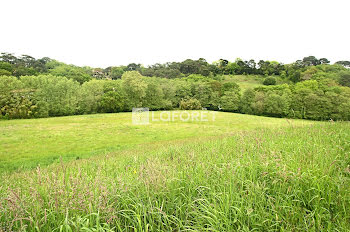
left=1, top=52, right=350, bottom=120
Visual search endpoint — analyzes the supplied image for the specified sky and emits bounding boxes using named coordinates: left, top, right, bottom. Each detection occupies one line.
left=1, top=0, right=349, bottom=68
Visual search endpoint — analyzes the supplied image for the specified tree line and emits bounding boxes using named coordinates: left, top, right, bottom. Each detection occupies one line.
left=1, top=52, right=350, bottom=120
left=1, top=52, right=350, bottom=84
left=1, top=70, right=350, bottom=121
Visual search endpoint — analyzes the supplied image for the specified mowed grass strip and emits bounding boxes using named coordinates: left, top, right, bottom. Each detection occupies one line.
left=0, top=122, right=349, bottom=231
left=0, top=111, right=313, bottom=172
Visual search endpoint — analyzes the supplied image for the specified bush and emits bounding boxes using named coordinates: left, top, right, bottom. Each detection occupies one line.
left=263, top=77, right=277, bottom=85
left=179, top=98, right=202, bottom=110
left=0, top=69, right=11, bottom=76
left=339, top=71, right=350, bottom=87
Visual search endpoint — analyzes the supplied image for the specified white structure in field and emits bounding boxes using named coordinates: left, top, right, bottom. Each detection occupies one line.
left=132, top=108, right=149, bottom=125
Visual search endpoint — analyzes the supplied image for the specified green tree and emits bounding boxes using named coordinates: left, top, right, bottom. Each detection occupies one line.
left=192, top=82, right=213, bottom=108
left=100, top=80, right=125, bottom=112
left=78, top=80, right=104, bottom=114
left=110, top=67, right=124, bottom=80
left=339, top=71, right=350, bottom=87
left=251, top=91, right=266, bottom=115
left=0, top=62, right=13, bottom=73
left=174, top=81, right=192, bottom=107
left=179, top=98, right=201, bottom=110
left=21, top=75, right=80, bottom=116
left=302, top=56, right=320, bottom=66
left=220, top=91, right=240, bottom=112
left=264, top=93, right=290, bottom=117
left=0, top=76, right=23, bottom=118
left=48, top=61, right=92, bottom=84
left=240, top=89, right=255, bottom=114
left=335, top=60, right=350, bottom=68
left=0, top=69, right=11, bottom=76
left=122, top=71, right=147, bottom=110
left=222, top=82, right=240, bottom=93
left=143, top=77, right=165, bottom=110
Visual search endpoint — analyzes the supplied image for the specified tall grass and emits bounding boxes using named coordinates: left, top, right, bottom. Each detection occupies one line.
left=1, top=123, right=350, bottom=231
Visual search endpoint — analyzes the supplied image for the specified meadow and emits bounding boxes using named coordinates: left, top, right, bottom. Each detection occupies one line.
left=0, top=111, right=350, bottom=231
left=226, top=75, right=263, bottom=92
left=0, top=111, right=311, bottom=173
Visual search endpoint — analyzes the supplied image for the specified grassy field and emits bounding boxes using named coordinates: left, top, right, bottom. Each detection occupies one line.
left=226, top=75, right=263, bottom=91
left=1, top=111, right=350, bottom=231
left=0, top=111, right=312, bottom=172
left=227, top=75, right=290, bottom=92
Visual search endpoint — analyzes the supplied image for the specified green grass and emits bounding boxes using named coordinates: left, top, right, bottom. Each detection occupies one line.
left=0, top=111, right=312, bottom=172
left=1, top=112, right=350, bottom=231
left=226, top=75, right=291, bottom=92
left=225, top=75, right=263, bottom=91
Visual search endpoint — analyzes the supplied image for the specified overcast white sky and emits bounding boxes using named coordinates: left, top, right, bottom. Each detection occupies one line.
left=1, top=0, right=349, bottom=68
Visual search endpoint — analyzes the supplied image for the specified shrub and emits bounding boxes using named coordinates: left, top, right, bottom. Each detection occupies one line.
left=179, top=98, right=202, bottom=110
left=263, top=77, right=277, bottom=85
left=0, top=69, right=11, bottom=76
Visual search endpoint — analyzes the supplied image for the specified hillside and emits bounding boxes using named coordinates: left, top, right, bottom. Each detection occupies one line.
left=225, top=75, right=263, bottom=91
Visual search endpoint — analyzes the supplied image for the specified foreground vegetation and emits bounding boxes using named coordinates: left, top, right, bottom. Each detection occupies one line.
left=1, top=112, right=350, bottom=231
